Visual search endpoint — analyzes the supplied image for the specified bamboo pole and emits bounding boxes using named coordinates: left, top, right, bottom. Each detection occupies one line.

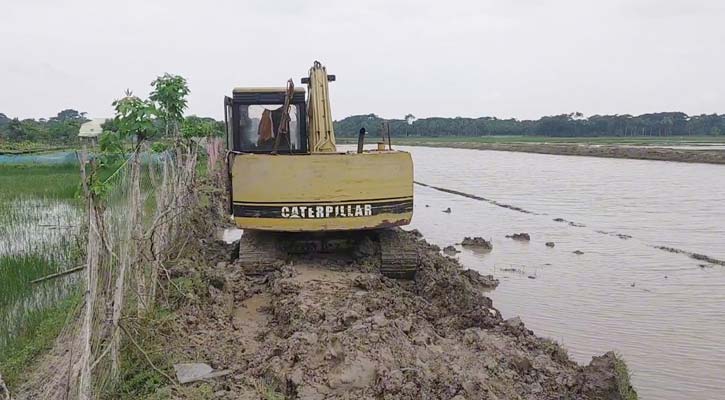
left=78, top=195, right=101, bottom=400
left=30, top=265, right=85, bottom=284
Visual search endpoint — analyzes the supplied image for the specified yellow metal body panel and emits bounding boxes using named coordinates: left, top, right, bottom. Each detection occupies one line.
left=231, top=151, right=413, bottom=231
left=307, top=62, right=337, bottom=153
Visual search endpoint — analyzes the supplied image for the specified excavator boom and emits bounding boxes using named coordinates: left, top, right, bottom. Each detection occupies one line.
left=306, top=61, right=337, bottom=153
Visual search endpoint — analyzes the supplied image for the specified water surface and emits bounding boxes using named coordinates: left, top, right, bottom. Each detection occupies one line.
left=401, top=145, right=725, bottom=400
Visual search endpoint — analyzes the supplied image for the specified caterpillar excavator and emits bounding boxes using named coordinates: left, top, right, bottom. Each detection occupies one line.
left=224, top=62, right=418, bottom=278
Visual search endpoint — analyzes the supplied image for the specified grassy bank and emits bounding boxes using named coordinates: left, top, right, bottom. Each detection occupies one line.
left=339, top=135, right=725, bottom=164
left=0, top=294, right=81, bottom=388
left=340, top=135, right=725, bottom=146
left=615, top=354, right=639, bottom=400
left=0, top=141, right=72, bottom=155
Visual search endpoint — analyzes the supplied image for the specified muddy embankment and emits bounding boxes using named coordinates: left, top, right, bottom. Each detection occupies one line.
left=407, top=141, right=725, bottom=164
left=156, top=228, right=636, bottom=399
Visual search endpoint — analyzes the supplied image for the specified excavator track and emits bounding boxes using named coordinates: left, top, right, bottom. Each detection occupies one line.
left=378, top=229, right=419, bottom=280
left=237, top=229, right=419, bottom=280
left=237, top=231, right=285, bottom=275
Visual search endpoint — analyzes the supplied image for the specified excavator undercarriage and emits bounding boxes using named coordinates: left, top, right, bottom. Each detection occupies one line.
left=237, top=228, right=419, bottom=279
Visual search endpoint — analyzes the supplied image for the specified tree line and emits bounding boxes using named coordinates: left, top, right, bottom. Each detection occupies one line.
left=334, top=112, right=725, bottom=137
left=0, top=108, right=223, bottom=146
left=0, top=109, right=87, bottom=144
left=5, top=108, right=725, bottom=145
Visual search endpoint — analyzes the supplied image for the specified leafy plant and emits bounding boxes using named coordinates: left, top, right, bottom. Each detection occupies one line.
left=112, top=91, right=158, bottom=142
left=99, top=131, right=126, bottom=161
left=150, top=142, right=170, bottom=153
left=150, top=74, right=190, bottom=137
left=181, top=115, right=224, bottom=139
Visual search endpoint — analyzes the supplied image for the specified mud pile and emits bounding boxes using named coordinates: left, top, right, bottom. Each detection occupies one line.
left=506, top=232, right=531, bottom=241
left=460, top=236, right=493, bottom=249
left=166, top=231, right=633, bottom=399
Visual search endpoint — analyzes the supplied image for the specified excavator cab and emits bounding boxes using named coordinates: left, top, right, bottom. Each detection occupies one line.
left=225, top=62, right=418, bottom=278
left=225, top=87, right=308, bottom=154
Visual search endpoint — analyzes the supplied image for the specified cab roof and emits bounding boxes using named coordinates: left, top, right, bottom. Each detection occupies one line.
left=233, top=87, right=305, bottom=94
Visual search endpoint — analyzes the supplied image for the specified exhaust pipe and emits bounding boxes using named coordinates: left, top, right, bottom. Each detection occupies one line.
left=357, top=128, right=367, bottom=154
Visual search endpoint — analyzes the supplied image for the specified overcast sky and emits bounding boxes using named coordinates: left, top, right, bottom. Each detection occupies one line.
left=1, top=0, right=724, bottom=121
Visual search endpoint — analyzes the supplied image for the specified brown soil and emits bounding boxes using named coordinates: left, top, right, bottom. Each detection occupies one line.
left=158, top=231, right=634, bottom=399
left=442, top=245, right=461, bottom=255
left=460, top=237, right=493, bottom=249
left=410, top=141, right=725, bottom=164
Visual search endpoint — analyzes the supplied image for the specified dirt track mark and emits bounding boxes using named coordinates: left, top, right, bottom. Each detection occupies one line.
left=414, top=181, right=541, bottom=215
left=415, top=181, right=724, bottom=269
left=553, top=217, right=587, bottom=228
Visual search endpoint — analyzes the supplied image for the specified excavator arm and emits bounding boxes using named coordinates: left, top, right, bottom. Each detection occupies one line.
left=305, top=61, right=337, bottom=153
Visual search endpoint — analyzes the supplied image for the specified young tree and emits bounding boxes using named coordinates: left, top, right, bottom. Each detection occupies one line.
left=112, top=91, right=157, bottom=143
left=150, top=73, right=190, bottom=137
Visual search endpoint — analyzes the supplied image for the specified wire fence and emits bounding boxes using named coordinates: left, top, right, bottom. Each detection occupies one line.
left=14, top=137, right=227, bottom=399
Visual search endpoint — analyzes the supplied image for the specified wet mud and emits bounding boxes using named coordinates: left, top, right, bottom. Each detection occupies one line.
left=159, top=231, right=634, bottom=399
left=460, top=236, right=493, bottom=249
left=653, top=246, right=725, bottom=267
left=552, top=217, right=586, bottom=228
left=506, top=233, right=531, bottom=241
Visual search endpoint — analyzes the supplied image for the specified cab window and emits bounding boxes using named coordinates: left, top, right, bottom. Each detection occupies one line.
left=237, top=104, right=302, bottom=152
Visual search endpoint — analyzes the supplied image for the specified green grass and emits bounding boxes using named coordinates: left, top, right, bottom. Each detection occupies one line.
left=0, top=293, right=81, bottom=388
left=614, top=354, right=638, bottom=400
left=0, top=162, right=84, bottom=385
left=0, top=163, right=80, bottom=200
left=0, top=193, right=82, bottom=345
left=339, top=135, right=725, bottom=146
left=102, top=308, right=177, bottom=400
left=0, top=253, right=67, bottom=309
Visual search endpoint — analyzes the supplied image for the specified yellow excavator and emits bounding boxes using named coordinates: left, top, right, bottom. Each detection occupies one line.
left=224, top=61, right=418, bottom=278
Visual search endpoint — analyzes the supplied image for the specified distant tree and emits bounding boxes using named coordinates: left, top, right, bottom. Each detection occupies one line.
left=50, top=109, right=87, bottom=123
left=7, top=118, right=26, bottom=141
left=404, top=113, right=416, bottom=136
left=150, top=74, right=190, bottom=137
left=0, top=113, right=9, bottom=126
left=101, top=118, right=119, bottom=133
left=181, top=115, right=224, bottom=138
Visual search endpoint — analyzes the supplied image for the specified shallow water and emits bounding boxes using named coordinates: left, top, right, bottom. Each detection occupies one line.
left=0, top=197, right=81, bottom=347
left=400, top=146, right=725, bottom=400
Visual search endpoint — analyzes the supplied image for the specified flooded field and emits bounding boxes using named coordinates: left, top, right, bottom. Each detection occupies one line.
left=0, top=161, right=81, bottom=350
left=401, top=146, right=725, bottom=400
